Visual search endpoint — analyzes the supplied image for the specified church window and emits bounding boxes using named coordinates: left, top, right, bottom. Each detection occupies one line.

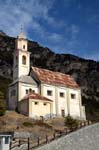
left=29, top=88, right=32, bottom=93
left=34, top=102, right=39, bottom=105
left=26, top=90, right=28, bottom=94
left=43, top=103, right=47, bottom=106
left=47, top=90, right=52, bottom=96
left=22, top=55, right=26, bottom=65
left=23, top=45, right=25, bottom=49
left=60, top=92, right=64, bottom=97
left=71, top=94, right=76, bottom=99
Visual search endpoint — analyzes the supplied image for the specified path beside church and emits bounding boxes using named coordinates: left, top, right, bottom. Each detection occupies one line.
left=36, top=123, right=99, bottom=150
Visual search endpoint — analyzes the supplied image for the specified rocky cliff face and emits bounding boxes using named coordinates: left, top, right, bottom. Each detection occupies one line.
left=0, top=32, right=99, bottom=119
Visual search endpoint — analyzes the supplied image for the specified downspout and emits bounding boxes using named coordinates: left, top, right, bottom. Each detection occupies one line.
left=67, top=88, right=70, bottom=116
left=17, top=82, right=19, bottom=112
left=79, top=89, right=82, bottom=119
left=55, top=85, right=58, bottom=116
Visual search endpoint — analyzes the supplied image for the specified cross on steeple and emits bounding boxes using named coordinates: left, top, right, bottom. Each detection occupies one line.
left=18, top=25, right=26, bottom=39
left=20, top=25, right=23, bottom=33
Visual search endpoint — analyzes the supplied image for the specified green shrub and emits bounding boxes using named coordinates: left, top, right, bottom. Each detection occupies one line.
left=23, top=122, right=34, bottom=127
left=64, top=115, right=79, bottom=128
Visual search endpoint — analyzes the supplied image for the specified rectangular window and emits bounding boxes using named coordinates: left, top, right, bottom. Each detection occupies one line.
left=5, top=137, right=9, bottom=144
left=43, top=103, right=47, bottom=106
left=34, top=102, right=39, bottom=105
left=47, top=90, right=52, bottom=96
left=71, top=94, right=76, bottom=99
left=60, top=92, right=64, bottom=97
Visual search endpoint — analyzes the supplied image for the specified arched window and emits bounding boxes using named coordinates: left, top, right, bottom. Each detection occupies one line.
left=23, top=45, right=25, bottom=49
left=29, top=88, right=32, bottom=93
left=22, top=55, right=26, bottom=65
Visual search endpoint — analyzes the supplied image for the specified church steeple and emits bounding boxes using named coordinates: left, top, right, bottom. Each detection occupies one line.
left=13, top=30, right=30, bottom=81
left=15, top=28, right=28, bottom=51
left=18, top=26, right=26, bottom=39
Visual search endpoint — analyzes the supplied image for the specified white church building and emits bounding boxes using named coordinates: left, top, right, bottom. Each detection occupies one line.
left=8, top=31, right=86, bottom=119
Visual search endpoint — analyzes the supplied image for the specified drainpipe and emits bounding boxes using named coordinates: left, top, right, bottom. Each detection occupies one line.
left=67, top=88, right=70, bottom=116
left=55, top=85, right=58, bottom=116
left=79, top=89, right=82, bottom=119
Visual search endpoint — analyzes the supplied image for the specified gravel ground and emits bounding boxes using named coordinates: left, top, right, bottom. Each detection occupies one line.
left=36, top=123, right=99, bottom=150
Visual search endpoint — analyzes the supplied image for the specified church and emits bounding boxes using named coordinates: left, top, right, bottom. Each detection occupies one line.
left=8, top=31, right=86, bottom=120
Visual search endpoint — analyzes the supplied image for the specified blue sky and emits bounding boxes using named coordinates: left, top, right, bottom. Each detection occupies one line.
left=0, top=0, right=99, bottom=60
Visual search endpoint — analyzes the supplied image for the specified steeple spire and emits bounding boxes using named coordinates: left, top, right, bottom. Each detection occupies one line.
left=18, top=25, right=26, bottom=39
left=21, top=25, right=23, bottom=32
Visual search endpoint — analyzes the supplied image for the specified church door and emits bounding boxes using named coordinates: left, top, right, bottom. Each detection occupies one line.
left=61, top=109, right=65, bottom=117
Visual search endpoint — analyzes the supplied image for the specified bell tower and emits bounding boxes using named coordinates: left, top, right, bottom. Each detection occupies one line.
left=13, top=31, right=30, bottom=81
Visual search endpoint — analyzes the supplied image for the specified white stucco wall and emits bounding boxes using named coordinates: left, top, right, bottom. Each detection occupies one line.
left=13, top=38, right=30, bottom=80
left=17, top=39, right=28, bottom=51
left=41, top=84, right=56, bottom=115
left=68, top=88, right=82, bottom=118
left=57, top=87, right=68, bottom=116
left=18, top=50, right=30, bottom=78
left=40, top=83, right=83, bottom=119
left=9, top=81, right=38, bottom=110
left=29, top=99, right=52, bottom=118
left=18, top=82, right=38, bottom=101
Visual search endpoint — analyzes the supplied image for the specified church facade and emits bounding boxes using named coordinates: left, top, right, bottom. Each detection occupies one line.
left=8, top=32, right=86, bottom=119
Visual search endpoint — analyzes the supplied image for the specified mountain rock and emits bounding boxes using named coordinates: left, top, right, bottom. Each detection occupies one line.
left=0, top=30, right=7, bottom=36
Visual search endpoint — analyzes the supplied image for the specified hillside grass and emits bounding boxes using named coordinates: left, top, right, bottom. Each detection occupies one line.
left=0, top=111, right=65, bottom=138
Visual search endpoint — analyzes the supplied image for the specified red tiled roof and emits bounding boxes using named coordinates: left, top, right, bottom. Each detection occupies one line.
left=21, top=93, right=53, bottom=102
left=31, top=67, right=79, bottom=88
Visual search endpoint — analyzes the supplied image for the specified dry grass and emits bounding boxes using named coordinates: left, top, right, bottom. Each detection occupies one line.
left=0, top=111, right=34, bottom=132
left=0, top=111, right=66, bottom=137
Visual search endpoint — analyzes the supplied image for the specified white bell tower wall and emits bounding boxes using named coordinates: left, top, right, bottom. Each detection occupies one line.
left=13, top=32, right=30, bottom=81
